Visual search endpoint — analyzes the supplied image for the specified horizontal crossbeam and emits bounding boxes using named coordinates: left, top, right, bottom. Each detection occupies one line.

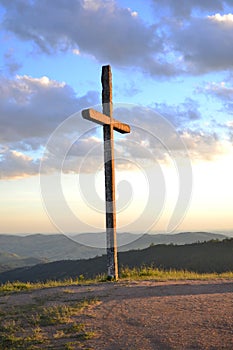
left=82, top=108, right=130, bottom=134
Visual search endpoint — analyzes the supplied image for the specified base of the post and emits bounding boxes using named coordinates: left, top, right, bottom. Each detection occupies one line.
left=107, top=275, right=118, bottom=281
left=107, top=247, right=118, bottom=281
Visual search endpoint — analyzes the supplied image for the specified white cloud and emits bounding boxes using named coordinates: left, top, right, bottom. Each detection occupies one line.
left=181, top=131, right=224, bottom=161
left=154, top=99, right=201, bottom=127
left=131, top=11, right=138, bottom=18
left=114, top=105, right=227, bottom=164
left=0, top=0, right=176, bottom=76
left=1, top=0, right=233, bottom=76
left=226, top=121, right=233, bottom=127
left=201, top=81, right=233, bottom=114
left=0, top=73, right=99, bottom=178
left=16, top=75, right=66, bottom=88
left=72, top=48, right=80, bottom=56
left=171, top=15, right=233, bottom=73
left=204, top=82, right=233, bottom=100
left=0, top=96, right=230, bottom=179
left=82, top=0, right=114, bottom=12
left=0, top=74, right=98, bottom=143
left=0, top=150, right=39, bottom=179
left=208, top=13, right=233, bottom=23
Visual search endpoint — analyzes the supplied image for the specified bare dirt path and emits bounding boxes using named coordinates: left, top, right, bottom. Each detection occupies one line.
left=78, top=279, right=233, bottom=350
left=1, top=279, right=233, bottom=349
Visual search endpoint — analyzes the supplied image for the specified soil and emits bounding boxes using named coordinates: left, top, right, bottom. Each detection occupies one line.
left=1, top=279, right=233, bottom=349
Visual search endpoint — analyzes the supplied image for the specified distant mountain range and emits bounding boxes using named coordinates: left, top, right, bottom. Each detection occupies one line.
left=70, top=231, right=227, bottom=250
left=0, top=238, right=232, bottom=283
left=0, top=232, right=227, bottom=273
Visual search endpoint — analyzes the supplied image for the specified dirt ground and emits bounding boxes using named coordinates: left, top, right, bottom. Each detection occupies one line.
left=1, top=279, right=233, bottom=349
left=78, top=279, right=233, bottom=350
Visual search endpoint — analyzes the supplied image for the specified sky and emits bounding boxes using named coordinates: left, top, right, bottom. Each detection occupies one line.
left=0, top=0, right=233, bottom=237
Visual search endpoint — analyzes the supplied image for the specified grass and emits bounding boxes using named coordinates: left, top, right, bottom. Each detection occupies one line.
left=120, top=266, right=233, bottom=280
left=0, top=275, right=106, bottom=295
left=0, top=296, right=98, bottom=349
left=1, top=268, right=233, bottom=296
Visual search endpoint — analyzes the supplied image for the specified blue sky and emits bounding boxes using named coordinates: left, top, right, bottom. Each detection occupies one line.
left=0, top=0, right=233, bottom=236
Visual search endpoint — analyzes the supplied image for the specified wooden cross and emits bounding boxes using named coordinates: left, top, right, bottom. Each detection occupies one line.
left=82, top=65, right=130, bottom=280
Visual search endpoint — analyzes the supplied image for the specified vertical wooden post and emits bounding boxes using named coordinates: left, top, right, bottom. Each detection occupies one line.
left=102, top=65, right=118, bottom=280
left=82, top=66, right=130, bottom=280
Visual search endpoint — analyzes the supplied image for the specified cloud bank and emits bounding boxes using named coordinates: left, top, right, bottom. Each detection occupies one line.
left=0, top=74, right=228, bottom=179
left=1, top=0, right=232, bottom=76
left=0, top=0, right=232, bottom=179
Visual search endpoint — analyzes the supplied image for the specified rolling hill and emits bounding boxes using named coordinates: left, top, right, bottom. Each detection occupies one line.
left=0, top=252, right=45, bottom=273
left=0, top=234, right=104, bottom=262
left=0, top=232, right=227, bottom=273
left=0, top=238, right=232, bottom=283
